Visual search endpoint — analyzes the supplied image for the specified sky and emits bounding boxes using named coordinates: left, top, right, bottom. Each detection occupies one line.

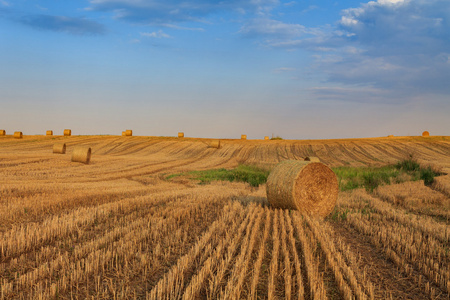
left=1, top=0, right=449, bottom=139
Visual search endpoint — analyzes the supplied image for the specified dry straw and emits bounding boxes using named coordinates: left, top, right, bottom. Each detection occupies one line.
left=210, top=140, right=221, bottom=149
left=304, top=156, right=320, bottom=162
left=14, top=131, right=23, bottom=139
left=178, top=132, right=184, bottom=138
left=264, top=136, right=270, bottom=140
left=241, top=134, right=247, bottom=140
left=53, top=143, right=66, bottom=154
left=64, top=129, right=71, bottom=136
left=71, top=146, right=91, bottom=164
left=266, top=160, right=338, bottom=217
left=122, top=131, right=126, bottom=136
left=125, top=130, right=132, bottom=136
left=46, top=130, right=53, bottom=136
left=0, top=130, right=5, bottom=136
left=422, top=131, right=430, bottom=137
left=388, top=135, right=394, bottom=137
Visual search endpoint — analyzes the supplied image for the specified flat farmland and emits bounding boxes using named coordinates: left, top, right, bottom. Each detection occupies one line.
left=1, top=135, right=449, bottom=299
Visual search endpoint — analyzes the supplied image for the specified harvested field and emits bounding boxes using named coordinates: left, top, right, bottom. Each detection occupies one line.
left=1, top=135, right=449, bottom=299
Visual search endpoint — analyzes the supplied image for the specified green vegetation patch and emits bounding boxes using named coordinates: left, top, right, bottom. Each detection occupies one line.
left=167, top=164, right=270, bottom=187
left=333, top=158, right=441, bottom=192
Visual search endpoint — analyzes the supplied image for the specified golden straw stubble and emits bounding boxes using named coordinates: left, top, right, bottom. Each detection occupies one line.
left=304, top=156, right=320, bottom=162
left=71, top=146, right=91, bottom=164
left=14, top=131, right=23, bottom=139
left=64, top=129, right=71, bottom=136
left=53, top=143, right=66, bottom=154
left=266, top=160, right=338, bottom=217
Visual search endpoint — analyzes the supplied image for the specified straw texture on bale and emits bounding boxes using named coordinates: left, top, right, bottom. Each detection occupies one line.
left=71, top=146, right=91, bottom=164
left=178, top=132, right=184, bottom=138
left=241, top=134, right=247, bottom=140
left=46, top=130, right=53, bottom=136
left=64, top=129, right=71, bottom=136
left=264, top=136, right=270, bottom=140
left=266, top=160, right=338, bottom=217
left=53, top=143, right=66, bottom=154
left=422, top=131, right=430, bottom=137
left=304, top=156, right=320, bottom=162
left=125, top=130, right=132, bottom=136
left=0, top=130, right=5, bottom=136
left=14, top=132, right=23, bottom=139
left=210, top=140, right=221, bottom=149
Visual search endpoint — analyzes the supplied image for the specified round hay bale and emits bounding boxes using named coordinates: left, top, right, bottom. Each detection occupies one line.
left=71, top=146, right=91, bottom=164
left=46, top=130, right=53, bottom=136
left=304, top=156, right=320, bottom=162
left=178, top=132, right=184, bottom=138
left=53, top=143, right=66, bottom=154
left=422, top=131, right=430, bottom=137
left=14, top=131, right=23, bottom=139
left=0, top=130, right=5, bottom=136
left=388, top=135, right=394, bottom=137
left=264, top=136, right=270, bottom=140
left=266, top=160, right=338, bottom=217
left=122, top=131, right=126, bottom=136
left=125, top=130, right=132, bottom=136
left=64, top=129, right=71, bottom=136
left=241, top=134, right=247, bottom=140
left=210, top=140, right=221, bottom=149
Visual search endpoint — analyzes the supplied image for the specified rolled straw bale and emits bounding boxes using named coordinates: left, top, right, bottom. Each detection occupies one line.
left=304, top=156, right=320, bottom=162
left=14, top=131, right=23, bottom=139
left=422, top=131, right=430, bottom=137
left=46, top=130, right=53, bottom=136
left=264, top=136, right=270, bottom=140
left=241, top=134, right=247, bottom=140
left=0, top=130, right=5, bottom=136
left=71, top=146, right=91, bottom=164
left=122, top=131, right=126, bottom=136
left=178, top=132, right=184, bottom=138
left=64, top=129, right=71, bottom=136
left=210, top=140, right=221, bottom=149
left=53, top=143, right=66, bottom=154
left=125, top=130, right=132, bottom=136
left=388, top=135, right=394, bottom=138
left=266, top=160, right=338, bottom=217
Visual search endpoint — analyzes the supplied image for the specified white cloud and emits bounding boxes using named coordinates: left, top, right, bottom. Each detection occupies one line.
left=1, top=1, right=10, bottom=7
left=140, top=30, right=171, bottom=38
left=240, top=18, right=305, bottom=38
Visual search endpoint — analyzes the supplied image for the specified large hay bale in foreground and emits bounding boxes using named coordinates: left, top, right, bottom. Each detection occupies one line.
left=0, top=130, right=5, bottom=136
left=210, top=140, right=221, bottom=149
left=178, top=132, right=184, bottom=138
left=64, top=129, right=71, bottom=136
left=46, top=130, right=53, bottom=136
left=304, top=156, right=320, bottom=162
left=422, top=131, right=430, bottom=137
left=266, top=160, right=338, bottom=217
left=125, top=130, right=132, bottom=136
left=53, top=143, right=66, bottom=154
left=14, top=131, right=23, bottom=139
left=71, top=146, right=91, bottom=164
left=241, top=134, right=247, bottom=140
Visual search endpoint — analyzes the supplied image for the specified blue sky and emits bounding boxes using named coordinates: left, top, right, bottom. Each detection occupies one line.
left=1, top=0, right=449, bottom=139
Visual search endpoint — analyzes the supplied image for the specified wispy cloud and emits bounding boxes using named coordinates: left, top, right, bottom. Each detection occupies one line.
left=273, top=67, right=295, bottom=73
left=140, top=30, right=171, bottom=38
left=20, top=14, right=106, bottom=35
left=240, top=18, right=305, bottom=39
left=0, top=1, right=10, bottom=7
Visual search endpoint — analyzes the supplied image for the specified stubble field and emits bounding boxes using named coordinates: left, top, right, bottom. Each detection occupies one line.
left=1, top=135, right=449, bottom=299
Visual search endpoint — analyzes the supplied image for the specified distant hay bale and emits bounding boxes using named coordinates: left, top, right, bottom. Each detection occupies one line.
left=264, top=136, right=270, bottom=140
left=14, top=131, right=23, bottom=139
left=0, top=130, right=5, bottom=136
left=241, top=134, right=247, bottom=140
left=122, top=131, right=126, bottom=136
left=304, top=156, right=320, bottom=162
left=125, top=130, right=132, bottom=136
left=210, top=140, right=221, bottom=149
left=388, top=135, right=394, bottom=137
left=422, top=131, right=430, bottom=137
left=46, top=130, right=53, bottom=136
left=64, top=129, right=71, bottom=136
left=178, top=132, right=184, bottom=138
left=53, top=143, right=66, bottom=154
left=71, top=146, right=91, bottom=164
left=266, top=160, right=338, bottom=217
